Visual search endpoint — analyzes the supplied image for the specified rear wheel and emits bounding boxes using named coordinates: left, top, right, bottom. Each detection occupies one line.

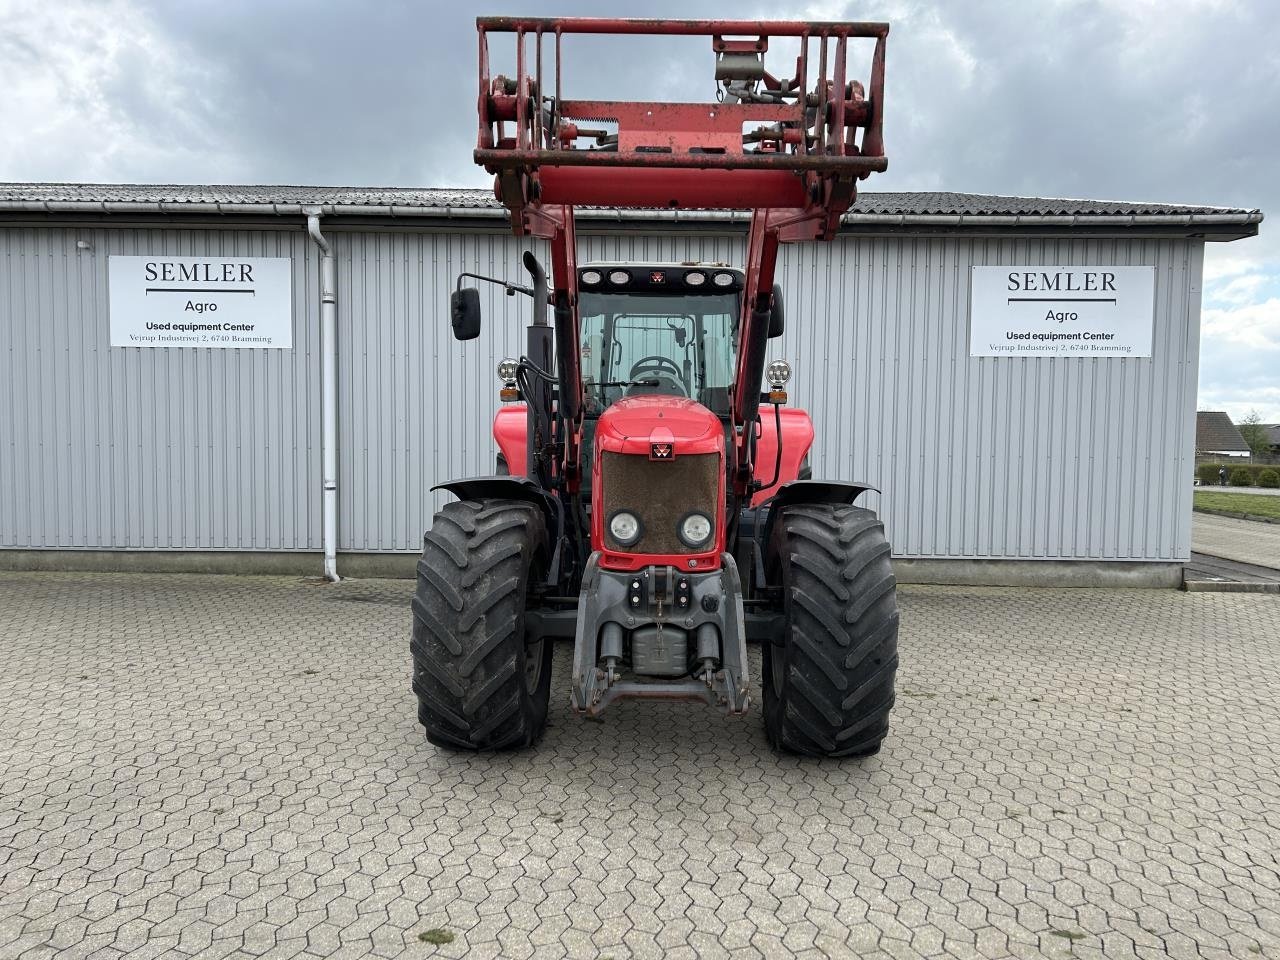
left=763, top=503, right=899, bottom=757
left=410, top=499, right=553, bottom=750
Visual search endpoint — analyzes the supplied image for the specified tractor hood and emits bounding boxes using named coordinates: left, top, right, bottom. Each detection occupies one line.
left=591, top=395, right=727, bottom=572
left=593, top=396, right=725, bottom=459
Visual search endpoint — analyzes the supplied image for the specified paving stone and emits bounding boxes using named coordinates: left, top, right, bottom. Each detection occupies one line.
left=0, top=572, right=1278, bottom=958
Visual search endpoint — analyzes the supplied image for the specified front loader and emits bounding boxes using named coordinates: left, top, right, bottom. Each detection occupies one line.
left=411, top=17, right=899, bottom=757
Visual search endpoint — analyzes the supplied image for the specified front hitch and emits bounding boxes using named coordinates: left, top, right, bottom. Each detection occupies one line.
left=570, top=554, right=750, bottom=717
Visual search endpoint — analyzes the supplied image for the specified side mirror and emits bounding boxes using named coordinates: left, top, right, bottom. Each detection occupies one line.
left=450, top=288, right=482, bottom=340
left=768, top=284, right=785, bottom=338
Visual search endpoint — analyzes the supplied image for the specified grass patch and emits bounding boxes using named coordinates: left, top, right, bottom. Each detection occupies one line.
left=417, top=928, right=455, bottom=945
left=1194, top=490, right=1280, bottom=521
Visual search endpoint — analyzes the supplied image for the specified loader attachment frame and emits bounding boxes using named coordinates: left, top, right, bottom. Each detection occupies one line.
left=473, top=16, right=889, bottom=498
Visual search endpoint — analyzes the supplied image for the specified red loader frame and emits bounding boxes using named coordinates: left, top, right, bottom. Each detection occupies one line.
left=473, top=16, right=889, bottom=499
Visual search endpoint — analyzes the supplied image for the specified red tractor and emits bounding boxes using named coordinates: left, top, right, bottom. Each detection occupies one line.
left=411, top=17, right=899, bottom=757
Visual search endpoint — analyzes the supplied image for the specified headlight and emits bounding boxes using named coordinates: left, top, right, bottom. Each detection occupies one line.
left=581, top=269, right=602, bottom=285
left=608, top=270, right=630, bottom=285
left=678, top=512, right=713, bottom=548
left=712, top=272, right=734, bottom=287
left=497, top=357, right=519, bottom=382
left=684, top=270, right=706, bottom=287
left=609, top=510, right=642, bottom=547
left=766, top=358, right=792, bottom=387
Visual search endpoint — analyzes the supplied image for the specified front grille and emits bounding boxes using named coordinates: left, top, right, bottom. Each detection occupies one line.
left=600, top=451, right=720, bottom=554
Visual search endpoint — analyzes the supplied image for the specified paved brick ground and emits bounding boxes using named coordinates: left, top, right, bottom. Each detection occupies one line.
left=1193, top=513, right=1280, bottom=569
left=1, top=572, right=1278, bottom=960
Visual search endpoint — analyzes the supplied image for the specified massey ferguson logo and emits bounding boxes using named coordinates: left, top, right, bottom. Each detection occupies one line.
left=650, top=442, right=673, bottom=460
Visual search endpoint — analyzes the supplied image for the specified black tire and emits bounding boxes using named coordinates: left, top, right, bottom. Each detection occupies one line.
left=763, top=503, right=899, bottom=758
left=410, top=499, right=553, bottom=750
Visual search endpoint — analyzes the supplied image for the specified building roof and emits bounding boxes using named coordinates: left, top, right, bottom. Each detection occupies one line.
left=1196, top=411, right=1251, bottom=454
left=1263, top=424, right=1280, bottom=448
left=0, top=183, right=1262, bottom=238
left=0, top=182, right=1258, bottom=216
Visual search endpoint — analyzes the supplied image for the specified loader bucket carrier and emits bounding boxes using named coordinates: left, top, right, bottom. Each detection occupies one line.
left=477, top=18, right=887, bottom=229
left=476, top=16, right=888, bottom=494
left=411, top=17, right=901, bottom=758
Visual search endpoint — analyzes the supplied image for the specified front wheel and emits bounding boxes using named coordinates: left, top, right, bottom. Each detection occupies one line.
left=410, top=499, right=553, bottom=750
left=763, top=503, right=899, bottom=757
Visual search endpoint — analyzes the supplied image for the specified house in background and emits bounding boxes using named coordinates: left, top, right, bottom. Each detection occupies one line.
left=1195, top=411, right=1252, bottom=461
left=1263, top=424, right=1280, bottom=459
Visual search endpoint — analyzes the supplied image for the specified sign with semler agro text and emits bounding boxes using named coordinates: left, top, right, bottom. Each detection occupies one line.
left=969, top=265, right=1154, bottom=357
left=109, top=256, right=293, bottom=348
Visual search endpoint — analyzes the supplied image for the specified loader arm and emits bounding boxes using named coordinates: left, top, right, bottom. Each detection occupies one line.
left=474, top=16, right=888, bottom=495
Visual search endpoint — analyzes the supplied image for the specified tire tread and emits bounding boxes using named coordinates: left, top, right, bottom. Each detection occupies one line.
left=410, top=499, right=550, bottom=750
left=764, top=503, right=899, bottom=758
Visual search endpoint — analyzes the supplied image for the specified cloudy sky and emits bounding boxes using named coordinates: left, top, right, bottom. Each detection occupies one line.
left=1, top=0, right=1274, bottom=419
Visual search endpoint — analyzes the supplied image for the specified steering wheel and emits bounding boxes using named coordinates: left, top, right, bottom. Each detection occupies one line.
left=627, top=356, right=687, bottom=397
left=628, top=356, right=683, bottom=380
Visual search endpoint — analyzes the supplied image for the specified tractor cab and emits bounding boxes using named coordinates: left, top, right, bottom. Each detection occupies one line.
left=576, top=263, right=743, bottom=418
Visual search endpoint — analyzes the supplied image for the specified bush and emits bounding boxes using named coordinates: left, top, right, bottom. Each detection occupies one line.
left=1259, top=469, right=1280, bottom=489
left=1197, top=462, right=1225, bottom=485
left=1198, top=462, right=1276, bottom=486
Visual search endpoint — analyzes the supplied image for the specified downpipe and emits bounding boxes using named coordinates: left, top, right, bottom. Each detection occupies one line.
left=306, top=210, right=340, bottom=582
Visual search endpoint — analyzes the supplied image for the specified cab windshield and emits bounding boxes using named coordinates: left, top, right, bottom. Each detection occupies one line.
left=578, top=291, right=739, bottom=417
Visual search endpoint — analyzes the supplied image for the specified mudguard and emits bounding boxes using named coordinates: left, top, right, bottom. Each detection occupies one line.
left=432, top=476, right=561, bottom=532
left=760, top=480, right=878, bottom=551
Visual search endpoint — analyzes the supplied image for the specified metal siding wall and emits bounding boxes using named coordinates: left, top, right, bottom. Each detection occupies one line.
left=775, top=235, right=1200, bottom=561
left=334, top=229, right=746, bottom=552
left=0, top=226, right=321, bottom=550
left=335, top=230, right=536, bottom=551
left=4, top=223, right=1200, bottom=562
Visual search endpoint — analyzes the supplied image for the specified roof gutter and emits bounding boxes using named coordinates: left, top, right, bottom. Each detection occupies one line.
left=0, top=198, right=1262, bottom=231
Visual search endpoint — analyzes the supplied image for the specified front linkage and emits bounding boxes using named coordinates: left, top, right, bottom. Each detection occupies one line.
left=570, top=555, right=750, bottom=716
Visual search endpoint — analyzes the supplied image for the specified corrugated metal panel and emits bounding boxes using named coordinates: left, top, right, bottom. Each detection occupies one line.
left=338, top=229, right=1199, bottom=561
left=775, top=236, right=1200, bottom=561
left=335, top=230, right=535, bottom=552
left=0, top=226, right=321, bottom=550
left=335, top=230, right=747, bottom=551
left=3, top=223, right=1201, bottom=562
